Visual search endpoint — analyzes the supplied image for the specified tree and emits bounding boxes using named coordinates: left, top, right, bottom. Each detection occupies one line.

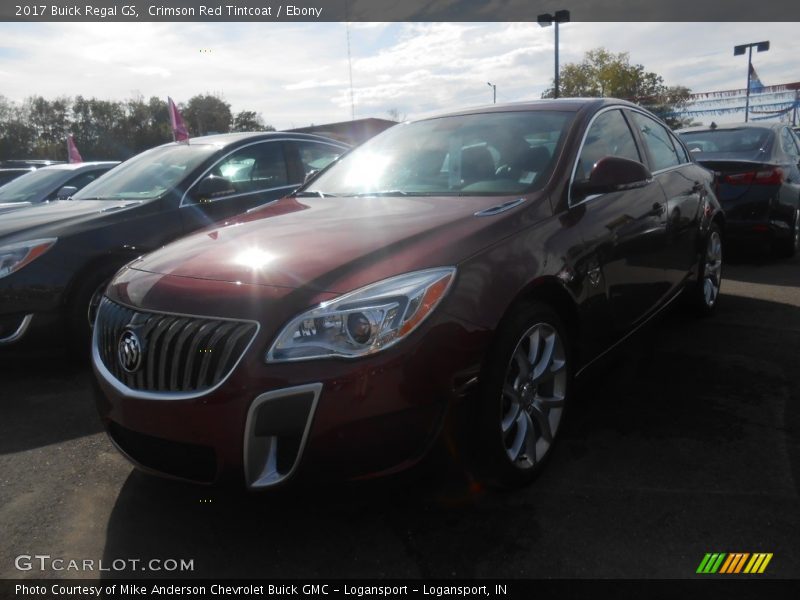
left=0, top=95, right=36, bottom=158
left=0, top=93, right=274, bottom=160
left=183, top=93, right=232, bottom=136
left=542, top=48, right=693, bottom=129
left=25, top=96, right=72, bottom=158
left=231, top=110, right=274, bottom=132
left=386, top=108, right=407, bottom=122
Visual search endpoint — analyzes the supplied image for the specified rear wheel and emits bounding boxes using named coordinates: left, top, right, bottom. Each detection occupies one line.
left=775, top=209, right=799, bottom=259
left=689, top=224, right=723, bottom=316
left=471, top=303, right=572, bottom=488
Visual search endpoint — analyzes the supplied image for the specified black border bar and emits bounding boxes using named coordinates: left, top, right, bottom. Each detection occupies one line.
left=3, top=0, right=800, bottom=22
left=3, top=579, right=800, bottom=600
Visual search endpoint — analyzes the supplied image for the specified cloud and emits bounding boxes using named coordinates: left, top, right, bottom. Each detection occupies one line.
left=0, top=22, right=797, bottom=130
left=285, top=79, right=348, bottom=91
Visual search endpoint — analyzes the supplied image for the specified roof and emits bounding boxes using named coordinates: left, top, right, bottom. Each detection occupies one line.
left=40, top=161, right=120, bottom=171
left=678, top=122, right=784, bottom=133
left=0, top=159, right=64, bottom=168
left=179, top=131, right=347, bottom=147
left=412, top=98, right=633, bottom=122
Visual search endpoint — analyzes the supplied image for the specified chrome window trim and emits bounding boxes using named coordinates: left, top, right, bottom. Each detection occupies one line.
left=568, top=106, right=643, bottom=208
left=0, top=314, right=33, bottom=346
left=182, top=184, right=298, bottom=208
left=179, top=137, right=296, bottom=208
left=91, top=298, right=261, bottom=401
left=243, top=383, right=323, bottom=489
left=569, top=105, right=690, bottom=207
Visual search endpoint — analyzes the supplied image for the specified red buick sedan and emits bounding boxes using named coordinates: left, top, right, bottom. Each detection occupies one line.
left=92, top=99, right=724, bottom=489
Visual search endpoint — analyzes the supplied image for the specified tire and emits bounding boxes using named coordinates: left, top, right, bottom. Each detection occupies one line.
left=688, top=223, right=723, bottom=317
left=775, top=209, right=799, bottom=259
left=470, top=302, right=573, bottom=488
left=66, top=266, right=119, bottom=355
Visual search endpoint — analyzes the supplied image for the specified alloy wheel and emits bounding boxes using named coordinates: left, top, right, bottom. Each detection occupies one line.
left=500, top=322, right=567, bottom=470
left=703, top=230, right=722, bottom=308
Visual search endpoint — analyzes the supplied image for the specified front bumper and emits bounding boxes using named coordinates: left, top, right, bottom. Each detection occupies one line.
left=0, top=310, right=66, bottom=354
left=92, top=304, right=487, bottom=489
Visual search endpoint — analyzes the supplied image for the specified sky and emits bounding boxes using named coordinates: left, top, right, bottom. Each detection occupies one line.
left=0, top=21, right=798, bottom=129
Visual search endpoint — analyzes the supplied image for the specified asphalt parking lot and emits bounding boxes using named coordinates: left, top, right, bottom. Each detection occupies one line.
left=1, top=253, right=798, bottom=581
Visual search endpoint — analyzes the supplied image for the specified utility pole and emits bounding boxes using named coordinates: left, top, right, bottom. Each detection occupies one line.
left=538, top=10, right=570, bottom=99
left=487, top=82, right=496, bottom=104
left=734, top=40, right=769, bottom=123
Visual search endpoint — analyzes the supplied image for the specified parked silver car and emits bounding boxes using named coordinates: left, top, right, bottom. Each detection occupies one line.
left=0, top=161, right=119, bottom=213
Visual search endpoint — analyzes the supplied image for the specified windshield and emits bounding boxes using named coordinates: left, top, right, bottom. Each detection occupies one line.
left=73, top=143, right=218, bottom=200
left=0, top=168, right=67, bottom=203
left=306, top=111, right=573, bottom=197
left=679, top=128, right=773, bottom=158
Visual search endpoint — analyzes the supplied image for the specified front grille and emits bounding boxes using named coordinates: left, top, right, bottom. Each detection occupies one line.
left=108, top=421, right=217, bottom=482
left=95, top=297, right=257, bottom=393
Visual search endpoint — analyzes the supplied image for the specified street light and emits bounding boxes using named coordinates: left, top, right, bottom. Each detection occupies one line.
left=538, top=9, right=570, bottom=99
left=487, top=82, right=496, bottom=104
left=734, top=40, right=769, bottom=122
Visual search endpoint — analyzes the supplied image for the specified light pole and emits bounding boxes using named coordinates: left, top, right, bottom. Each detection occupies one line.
left=487, top=82, right=496, bottom=104
left=538, top=9, right=570, bottom=99
left=734, top=40, right=769, bottom=122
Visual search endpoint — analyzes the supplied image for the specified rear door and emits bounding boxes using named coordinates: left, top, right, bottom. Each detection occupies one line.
left=628, top=110, right=703, bottom=288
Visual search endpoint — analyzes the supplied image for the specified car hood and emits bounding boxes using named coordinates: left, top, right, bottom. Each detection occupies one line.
left=128, top=194, right=532, bottom=293
left=0, top=199, right=144, bottom=242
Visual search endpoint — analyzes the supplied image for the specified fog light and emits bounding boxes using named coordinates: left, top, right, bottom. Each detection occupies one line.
left=347, top=313, right=372, bottom=344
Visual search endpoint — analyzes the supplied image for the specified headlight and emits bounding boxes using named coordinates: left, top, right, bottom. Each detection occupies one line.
left=266, top=267, right=456, bottom=362
left=0, top=238, right=56, bottom=279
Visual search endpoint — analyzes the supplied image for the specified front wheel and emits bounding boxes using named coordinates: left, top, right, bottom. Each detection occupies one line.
left=67, top=267, right=119, bottom=355
left=471, top=303, right=572, bottom=488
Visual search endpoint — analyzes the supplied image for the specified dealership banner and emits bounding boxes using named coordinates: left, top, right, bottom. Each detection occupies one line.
left=2, top=0, right=800, bottom=22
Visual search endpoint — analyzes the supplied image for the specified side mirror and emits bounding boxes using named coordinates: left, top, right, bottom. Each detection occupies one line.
left=192, top=175, right=235, bottom=203
left=56, top=185, right=78, bottom=200
left=572, top=156, right=652, bottom=202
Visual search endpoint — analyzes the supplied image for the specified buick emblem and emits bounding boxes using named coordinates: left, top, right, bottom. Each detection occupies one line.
left=118, top=329, right=143, bottom=374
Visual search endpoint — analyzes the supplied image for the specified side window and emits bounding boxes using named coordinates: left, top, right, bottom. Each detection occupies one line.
left=631, top=112, right=680, bottom=171
left=65, top=169, right=107, bottom=191
left=780, top=128, right=799, bottom=160
left=576, top=109, right=640, bottom=181
left=48, top=170, right=105, bottom=199
left=671, top=133, right=690, bottom=163
left=202, top=141, right=289, bottom=200
left=296, top=142, right=345, bottom=176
